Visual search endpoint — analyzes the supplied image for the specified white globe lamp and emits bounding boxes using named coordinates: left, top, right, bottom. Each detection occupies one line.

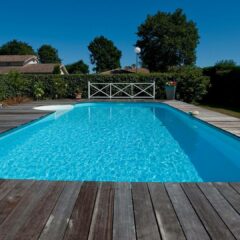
left=134, top=47, right=141, bottom=54
left=134, top=47, right=141, bottom=73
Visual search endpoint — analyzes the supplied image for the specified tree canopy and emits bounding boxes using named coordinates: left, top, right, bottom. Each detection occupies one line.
left=88, top=36, right=122, bottom=73
left=0, top=40, right=35, bottom=55
left=136, top=9, right=200, bottom=72
left=66, top=60, right=89, bottom=74
left=214, top=59, right=237, bottom=69
left=38, top=44, right=61, bottom=63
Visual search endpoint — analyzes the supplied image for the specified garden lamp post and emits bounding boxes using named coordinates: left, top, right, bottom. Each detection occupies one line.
left=134, top=47, right=141, bottom=73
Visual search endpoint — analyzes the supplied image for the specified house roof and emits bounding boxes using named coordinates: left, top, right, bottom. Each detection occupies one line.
left=0, top=64, right=68, bottom=74
left=0, top=55, right=37, bottom=63
left=124, top=67, right=150, bottom=74
left=100, top=67, right=150, bottom=75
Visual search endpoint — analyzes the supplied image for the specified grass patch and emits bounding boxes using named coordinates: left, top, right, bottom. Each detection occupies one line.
left=199, top=104, right=240, bottom=119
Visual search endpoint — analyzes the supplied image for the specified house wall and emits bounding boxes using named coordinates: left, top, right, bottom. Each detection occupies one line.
left=60, top=68, right=65, bottom=75
left=26, top=59, right=38, bottom=65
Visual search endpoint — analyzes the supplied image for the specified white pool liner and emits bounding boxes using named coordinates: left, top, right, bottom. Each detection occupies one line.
left=34, top=105, right=74, bottom=119
left=34, top=105, right=74, bottom=111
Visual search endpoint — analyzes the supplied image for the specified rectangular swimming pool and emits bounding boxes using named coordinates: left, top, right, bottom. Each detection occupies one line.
left=0, top=102, right=239, bottom=182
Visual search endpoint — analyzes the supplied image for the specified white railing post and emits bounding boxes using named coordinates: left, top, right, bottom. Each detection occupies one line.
left=88, top=81, right=90, bottom=99
left=153, top=81, right=156, bottom=99
left=110, top=83, right=112, bottom=99
left=131, top=83, right=133, bottom=98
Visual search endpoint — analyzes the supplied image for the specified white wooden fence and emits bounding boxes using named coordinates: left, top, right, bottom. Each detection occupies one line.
left=88, top=82, right=155, bottom=99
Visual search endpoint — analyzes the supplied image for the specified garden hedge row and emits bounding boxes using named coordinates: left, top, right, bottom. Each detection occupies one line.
left=203, top=67, right=240, bottom=107
left=0, top=68, right=210, bottom=103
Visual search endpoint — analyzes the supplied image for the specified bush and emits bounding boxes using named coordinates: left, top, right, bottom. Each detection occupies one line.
left=203, top=66, right=240, bottom=107
left=51, top=77, right=68, bottom=99
left=53, top=65, right=61, bottom=74
left=33, top=81, right=45, bottom=100
left=173, top=67, right=210, bottom=102
left=0, top=69, right=210, bottom=103
left=0, top=71, right=31, bottom=101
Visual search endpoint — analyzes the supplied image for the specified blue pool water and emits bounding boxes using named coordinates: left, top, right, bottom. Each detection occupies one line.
left=0, top=102, right=240, bottom=182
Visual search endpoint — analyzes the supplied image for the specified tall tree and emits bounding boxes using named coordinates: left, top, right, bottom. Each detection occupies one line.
left=88, top=36, right=122, bottom=73
left=38, top=44, right=61, bottom=63
left=136, top=9, right=200, bottom=72
left=0, top=40, right=35, bottom=55
left=66, top=60, right=89, bottom=74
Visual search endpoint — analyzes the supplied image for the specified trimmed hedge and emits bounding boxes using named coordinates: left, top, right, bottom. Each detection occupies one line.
left=0, top=69, right=210, bottom=103
left=203, top=67, right=240, bottom=107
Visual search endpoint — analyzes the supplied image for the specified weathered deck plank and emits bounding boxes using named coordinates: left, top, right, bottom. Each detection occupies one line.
left=198, top=183, right=240, bottom=239
left=113, top=183, right=136, bottom=240
left=0, top=181, right=51, bottom=239
left=0, top=181, right=19, bottom=201
left=165, top=183, right=210, bottom=240
left=39, top=182, right=82, bottom=240
left=230, top=183, right=240, bottom=194
left=88, top=182, right=114, bottom=240
left=0, top=180, right=33, bottom=225
left=132, top=183, right=161, bottom=240
left=0, top=181, right=238, bottom=239
left=63, top=182, right=98, bottom=240
left=214, top=183, right=240, bottom=214
left=13, top=182, right=65, bottom=240
left=148, top=183, right=186, bottom=240
left=182, top=183, right=235, bottom=240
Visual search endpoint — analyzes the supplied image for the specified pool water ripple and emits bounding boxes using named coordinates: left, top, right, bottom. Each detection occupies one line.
left=0, top=103, right=239, bottom=182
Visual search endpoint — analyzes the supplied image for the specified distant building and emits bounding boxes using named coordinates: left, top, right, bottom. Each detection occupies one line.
left=0, top=55, right=68, bottom=75
left=100, top=67, right=150, bottom=75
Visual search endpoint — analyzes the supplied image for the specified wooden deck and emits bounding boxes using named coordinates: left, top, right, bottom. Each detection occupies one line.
left=0, top=99, right=75, bottom=134
left=0, top=99, right=240, bottom=239
left=0, top=180, right=240, bottom=240
left=165, top=100, right=240, bottom=137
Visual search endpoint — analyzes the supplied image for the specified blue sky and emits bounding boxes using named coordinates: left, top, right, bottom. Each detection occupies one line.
left=1, top=0, right=240, bottom=69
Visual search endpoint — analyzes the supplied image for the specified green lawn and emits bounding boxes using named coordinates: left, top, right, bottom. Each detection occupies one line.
left=199, top=104, right=240, bottom=119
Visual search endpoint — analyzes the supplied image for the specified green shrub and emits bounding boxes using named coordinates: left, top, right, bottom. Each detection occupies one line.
left=51, top=77, right=68, bottom=99
left=0, top=76, right=8, bottom=101
left=173, top=67, right=210, bottom=102
left=203, top=66, right=240, bottom=107
left=0, top=69, right=210, bottom=103
left=53, top=65, right=61, bottom=74
left=33, top=81, right=45, bottom=100
left=0, top=71, right=31, bottom=101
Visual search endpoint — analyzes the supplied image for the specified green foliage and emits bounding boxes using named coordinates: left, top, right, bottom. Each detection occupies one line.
left=0, top=76, right=9, bottom=101
left=51, top=77, right=68, bottom=99
left=33, top=82, right=45, bottom=100
left=0, top=68, right=209, bottom=103
left=88, top=36, right=122, bottom=73
left=0, top=71, right=31, bottom=101
left=0, top=40, right=35, bottom=55
left=136, top=9, right=200, bottom=72
left=214, top=59, right=237, bottom=69
left=53, top=65, right=61, bottom=74
left=38, top=44, right=61, bottom=63
left=6, top=71, right=30, bottom=97
left=66, top=60, right=89, bottom=74
left=203, top=66, right=240, bottom=107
